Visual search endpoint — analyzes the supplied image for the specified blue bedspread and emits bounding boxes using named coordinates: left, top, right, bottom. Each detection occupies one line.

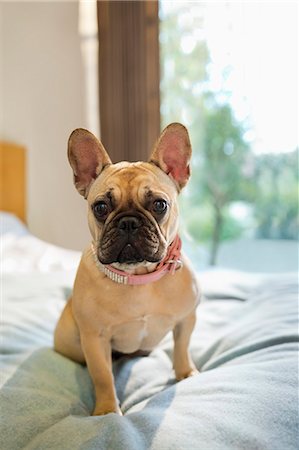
left=1, top=270, right=298, bottom=450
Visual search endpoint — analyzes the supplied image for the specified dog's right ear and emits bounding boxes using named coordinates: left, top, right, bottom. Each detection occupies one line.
left=68, top=128, right=112, bottom=197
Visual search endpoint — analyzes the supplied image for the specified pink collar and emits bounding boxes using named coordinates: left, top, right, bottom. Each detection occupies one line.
left=91, top=235, right=182, bottom=285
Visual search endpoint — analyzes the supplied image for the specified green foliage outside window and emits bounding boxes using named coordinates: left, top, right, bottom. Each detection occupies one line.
left=160, top=2, right=298, bottom=265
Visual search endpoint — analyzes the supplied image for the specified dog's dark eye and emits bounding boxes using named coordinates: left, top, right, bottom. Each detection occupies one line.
left=93, top=201, right=109, bottom=219
left=153, top=199, right=168, bottom=214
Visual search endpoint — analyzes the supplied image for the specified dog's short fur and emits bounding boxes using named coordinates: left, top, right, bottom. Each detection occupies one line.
left=54, top=123, right=200, bottom=415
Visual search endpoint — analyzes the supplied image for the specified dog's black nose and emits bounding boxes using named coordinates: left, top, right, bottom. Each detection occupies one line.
left=118, top=216, right=141, bottom=234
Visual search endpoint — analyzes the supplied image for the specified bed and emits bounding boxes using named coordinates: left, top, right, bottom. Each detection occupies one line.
left=1, top=144, right=298, bottom=450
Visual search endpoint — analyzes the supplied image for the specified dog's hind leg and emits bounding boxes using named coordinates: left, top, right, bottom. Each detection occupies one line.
left=54, top=297, right=85, bottom=364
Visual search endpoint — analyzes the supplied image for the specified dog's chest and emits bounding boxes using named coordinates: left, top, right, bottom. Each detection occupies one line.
left=110, top=313, right=175, bottom=353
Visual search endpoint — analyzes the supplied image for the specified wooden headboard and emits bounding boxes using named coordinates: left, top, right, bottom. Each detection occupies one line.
left=0, top=141, right=26, bottom=223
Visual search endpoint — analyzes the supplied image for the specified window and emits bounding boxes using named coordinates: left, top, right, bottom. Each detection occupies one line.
left=160, top=1, right=298, bottom=271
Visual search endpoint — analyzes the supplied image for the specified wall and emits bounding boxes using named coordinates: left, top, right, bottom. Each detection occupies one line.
left=1, top=1, right=91, bottom=250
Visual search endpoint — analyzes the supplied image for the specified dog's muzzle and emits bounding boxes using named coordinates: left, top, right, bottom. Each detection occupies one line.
left=98, top=213, right=165, bottom=265
left=116, top=216, right=143, bottom=263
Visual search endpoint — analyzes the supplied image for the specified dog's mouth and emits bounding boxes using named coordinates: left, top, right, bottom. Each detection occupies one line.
left=96, top=213, right=166, bottom=265
left=99, top=238, right=164, bottom=265
left=117, top=243, right=143, bottom=264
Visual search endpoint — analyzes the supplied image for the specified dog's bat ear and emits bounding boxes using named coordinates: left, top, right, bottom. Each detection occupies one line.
left=149, top=123, right=192, bottom=190
left=67, top=128, right=112, bottom=197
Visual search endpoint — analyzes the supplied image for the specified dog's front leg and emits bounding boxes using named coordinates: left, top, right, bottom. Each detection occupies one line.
left=80, top=333, right=121, bottom=416
left=173, top=311, right=199, bottom=381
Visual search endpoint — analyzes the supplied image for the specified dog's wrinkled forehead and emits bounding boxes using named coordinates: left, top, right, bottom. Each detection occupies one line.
left=87, top=161, right=177, bottom=207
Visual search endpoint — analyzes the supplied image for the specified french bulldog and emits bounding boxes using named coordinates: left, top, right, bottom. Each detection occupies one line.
left=54, top=123, right=200, bottom=415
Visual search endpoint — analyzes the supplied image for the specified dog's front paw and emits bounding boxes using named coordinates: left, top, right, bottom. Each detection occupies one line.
left=175, top=366, right=199, bottom=381
left=92, top=403, right=123, bottom=416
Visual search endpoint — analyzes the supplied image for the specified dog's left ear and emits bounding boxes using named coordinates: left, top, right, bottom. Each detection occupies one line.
left=149, top=123, right=192, bottom=190
left=68, top=128, right=112, bottom=197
